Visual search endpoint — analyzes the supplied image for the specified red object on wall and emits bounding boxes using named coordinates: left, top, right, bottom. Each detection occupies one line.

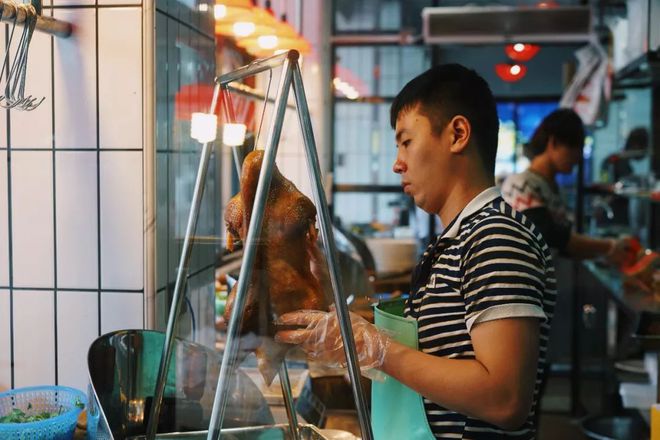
left=495, top=63, right=527, bottom=82
left=505, top=43, right=540, bottom=62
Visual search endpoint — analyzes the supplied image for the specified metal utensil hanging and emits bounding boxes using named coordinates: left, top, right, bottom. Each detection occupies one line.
left=0, top=0, right=73, bottom=112
left=2, top=1, right=44, bottom=110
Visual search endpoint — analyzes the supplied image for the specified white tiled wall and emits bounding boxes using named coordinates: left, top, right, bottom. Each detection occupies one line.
left=10, top=152, right=54, bottom=288
left=55, top=152, right=98, bottom=289
left=53, top=8, right=97, bottom=150
left=13, top=291, right=55, bottom=388
left=100, top=151, right=144, bottom=290
left=98, top=8, right=143, bottom=150
left=0, top=3, right=146, bottom=390
left=9, top=30, right=53, bottom=150
left=100, top=291, right=143, bottom=334
left=0, top=290, right=9, bottom=389
left=0, top=152, right=8, bottom=287
left=56, top=291, right=98, bottom=390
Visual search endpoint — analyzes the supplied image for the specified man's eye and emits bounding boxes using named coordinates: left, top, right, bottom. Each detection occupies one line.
left=402, top=140, right=411, bottom=147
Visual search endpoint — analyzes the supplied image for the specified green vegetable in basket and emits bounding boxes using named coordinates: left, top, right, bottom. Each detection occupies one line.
left=0, top=404, right=65, bottom=423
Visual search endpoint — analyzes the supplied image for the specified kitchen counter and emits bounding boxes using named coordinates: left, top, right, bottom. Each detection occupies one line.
left=582, top=260, right=660, bottom=314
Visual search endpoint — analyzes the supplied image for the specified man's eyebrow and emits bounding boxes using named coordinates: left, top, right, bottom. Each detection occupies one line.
left=395, top=129, right=408, bottom=142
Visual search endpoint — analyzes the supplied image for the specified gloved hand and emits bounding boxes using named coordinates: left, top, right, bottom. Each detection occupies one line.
left=607, top=236, right=636, bottom=266
left=274, top=309, right=392, bottom=373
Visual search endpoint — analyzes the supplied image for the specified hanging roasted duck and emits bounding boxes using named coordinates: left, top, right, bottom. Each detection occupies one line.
left=224, top=150, right=330, bottom=384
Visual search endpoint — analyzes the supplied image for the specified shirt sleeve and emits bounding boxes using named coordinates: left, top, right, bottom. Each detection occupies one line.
left=462, top=217, right=547, bottom=333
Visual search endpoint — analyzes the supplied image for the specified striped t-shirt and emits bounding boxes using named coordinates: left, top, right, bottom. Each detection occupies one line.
left=405, top=187, right=556, bottom=439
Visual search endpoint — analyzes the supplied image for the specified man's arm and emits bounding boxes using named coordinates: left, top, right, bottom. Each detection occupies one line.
left=565, top=232, right=625, bottom=260
left=381, top=317, right=540, bottom=430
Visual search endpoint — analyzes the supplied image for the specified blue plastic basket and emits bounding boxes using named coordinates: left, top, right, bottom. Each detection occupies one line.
left=0, top=385, right=86, bottom=440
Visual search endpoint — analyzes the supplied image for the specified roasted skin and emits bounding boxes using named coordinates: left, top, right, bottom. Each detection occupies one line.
left=224, top=150, right=329, bottom=383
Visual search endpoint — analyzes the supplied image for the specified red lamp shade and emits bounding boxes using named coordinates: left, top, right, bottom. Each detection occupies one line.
left=505, top=43, right=540, bottom=62
left=495, top=63, right=527, bottom=82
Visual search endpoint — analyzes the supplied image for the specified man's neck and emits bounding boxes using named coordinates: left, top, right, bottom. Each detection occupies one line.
left=437, top=178, right=493, bottom=228
left=529, top=157, right=556, bottom=183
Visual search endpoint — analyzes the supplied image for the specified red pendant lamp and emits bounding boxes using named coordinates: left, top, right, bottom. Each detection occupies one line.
left=495, top=63, right=527, bottom=82
left=505, top=43, right=540, bottom=62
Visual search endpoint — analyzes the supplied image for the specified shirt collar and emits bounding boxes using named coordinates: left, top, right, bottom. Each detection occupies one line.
left=440, top=186, right=502, bottom=240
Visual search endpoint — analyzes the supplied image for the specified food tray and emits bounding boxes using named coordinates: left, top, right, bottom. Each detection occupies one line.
left=127, top=423, right=328, bottom=439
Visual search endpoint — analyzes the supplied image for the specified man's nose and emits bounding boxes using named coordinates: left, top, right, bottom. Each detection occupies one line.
left=393, top=158, right=406, bottom=174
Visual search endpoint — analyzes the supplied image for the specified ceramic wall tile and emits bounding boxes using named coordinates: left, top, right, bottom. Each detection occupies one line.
left=56, top=152, right=98, bottom=289
left=13, top=290, right=55, bottom=387
left=100, top=291, right=143, bottom=334
left=0, top=289, right=10, bottom=389
left=10, top=30, right=53, bottom=149
left=98, top=7, right=142, bottom=149
left=99, top=151, right=143, bottom=290
left=54, top=8, right=97, bottom=149
left=56, top=291, right=98, bottom=390
left=0, top=151, right=7, bottom=287
left=11, top=152, right=54, bottom=288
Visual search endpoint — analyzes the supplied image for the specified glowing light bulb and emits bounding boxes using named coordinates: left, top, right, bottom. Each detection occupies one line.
left=513, top=43, right=525, bottom=52
left=223, top=123, right=247, bottom=147
left=214, top=4, right=227, bottom=19
left=233, top=21, right=255, bottom=37
left=191, top=112, right=218, bottom=143
left=257, top=35, right=278, bottom=49
left=510, top=64, right=521, bottom=75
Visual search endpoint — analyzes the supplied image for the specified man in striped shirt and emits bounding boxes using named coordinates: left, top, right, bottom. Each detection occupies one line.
left=277, top=64, right=556, bottom=439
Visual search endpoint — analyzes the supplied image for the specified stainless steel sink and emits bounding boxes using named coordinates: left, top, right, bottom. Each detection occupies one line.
left=86, top=330, right=274, bottom=439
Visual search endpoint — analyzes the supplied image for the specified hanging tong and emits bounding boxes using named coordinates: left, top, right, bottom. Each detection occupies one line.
left=0, top=0, right=72, bottom=112
left=1, top=0, right=43, bottom=110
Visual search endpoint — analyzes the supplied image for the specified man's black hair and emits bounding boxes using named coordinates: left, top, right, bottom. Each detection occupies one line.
left=624, top=126, right=649, bottom=153
left=390, top=63, right=500, bottom=174
left=524, top=108, right=585, bottom=159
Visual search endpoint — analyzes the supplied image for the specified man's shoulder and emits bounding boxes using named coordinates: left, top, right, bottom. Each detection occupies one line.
left=461, top=200, right=549, bottom=253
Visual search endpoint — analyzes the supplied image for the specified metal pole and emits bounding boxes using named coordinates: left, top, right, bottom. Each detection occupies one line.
left=291, top=62, right=374, bottom=440
left=146, top=83, right=222, bottom=440
left=207, top=52, right=296, bottom=440
left=220, top=86, right=244, bottom=176
left=217, top=51, right=291, bottom=86
left=279, top=363, right=301, bottom=440
left=0, top=0, right=72, bottom=38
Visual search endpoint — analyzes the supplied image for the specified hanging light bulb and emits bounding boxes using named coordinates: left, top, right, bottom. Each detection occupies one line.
left=495, top=63, right=528, bottom=82
left=216, top=3, right=278, bottom=39
left=233, top=21, right=256, bottom=37
left=214, top=0, right=252, bottom=21
left=236, top=12, right=311, bottom=57
left=505, top=43, right=541, bottom=62
left=214, top=4, right=227, bottom=19
left=257, top=35, right=279, bottom=49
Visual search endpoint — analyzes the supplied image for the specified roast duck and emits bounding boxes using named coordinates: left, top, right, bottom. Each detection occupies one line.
left=224, top=150, right=330, bottom=384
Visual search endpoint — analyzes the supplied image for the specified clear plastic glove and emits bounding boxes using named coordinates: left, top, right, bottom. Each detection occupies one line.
left=274, top=309, right=391, bottom=376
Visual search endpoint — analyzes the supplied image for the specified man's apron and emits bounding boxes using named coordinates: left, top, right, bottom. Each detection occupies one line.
left=371, top=298, right=435, bottom=440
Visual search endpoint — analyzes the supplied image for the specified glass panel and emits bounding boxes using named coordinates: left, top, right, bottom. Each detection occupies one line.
left=334, top=102, right=398, bottom=185
left=334, top=0, right=431, bottom=33
left=334, top=46, right=431, bottom=98
left=154, top=11, right=218, bottom=348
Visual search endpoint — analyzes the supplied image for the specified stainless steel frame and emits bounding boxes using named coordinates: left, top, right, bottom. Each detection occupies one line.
left=147, top=50, right=374, bottom=440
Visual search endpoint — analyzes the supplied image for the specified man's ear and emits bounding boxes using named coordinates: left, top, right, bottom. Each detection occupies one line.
left=448, top=115, right=471, bottom=154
